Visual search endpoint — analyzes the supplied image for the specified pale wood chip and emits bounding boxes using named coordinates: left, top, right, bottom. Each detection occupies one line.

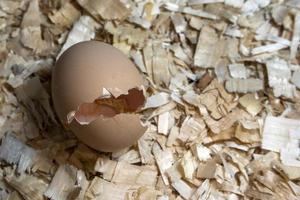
left=77, top=0, right=129, bottom=20
left=166, top=126, right=180, bottom=147
left=171, top=179, right=196, bottom=200
left=178, top=116, right=206, bottom=142
left=266, top=58, right=295, bottom=98
left=152, top=142, right=174, bottom=185
left=57, top=15, right=99, bottom=58
left=5, top=173, right=48, bottom=200
left=84, top=177, right=131, bottom=200
left=49, top=2, right=80, bottom=29
left=262, top=116, right=300, bottom=152
left=194, top=26, right=224, bottom=68
left=181, top=151, right=197, bottom=180
left=111, top=161, right=158, bottom=187
left=239, top=93, right=262, bottom=116
left=225, top=78, right=264, bottom=93
left=143, top=92, right=170, bottom=109
left=290, top=12, right=300, bottom=59
left=44, top=165, right=78, bottom=200
left=94, top=156, right=117, bottom=181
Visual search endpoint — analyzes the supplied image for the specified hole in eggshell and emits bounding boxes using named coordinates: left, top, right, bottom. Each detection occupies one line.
left=66, top=87, right=145, bottom=125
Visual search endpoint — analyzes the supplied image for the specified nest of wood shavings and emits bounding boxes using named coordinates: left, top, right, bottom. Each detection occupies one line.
left=0, top=0, right=300, bottom=199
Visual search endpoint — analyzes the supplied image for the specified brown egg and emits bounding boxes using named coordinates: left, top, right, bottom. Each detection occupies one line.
left=52, top=41, right=146, bottom=152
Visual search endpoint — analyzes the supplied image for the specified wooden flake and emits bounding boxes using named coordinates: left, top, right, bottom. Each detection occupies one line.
left=292, top=69, right=300, bottom=88
left=138, top=129, right=155, bottom=165
left=44, top=165, right=78, bottom=200
left=262, top=116, right=300, bottom=152
left=241, top=0, right=271, bottom=15
left=171, top=43, right=191, bottom=64
left=272, top=5, right=289, bottom=25
left=224, top=26, right=244, bottom=38
left=239, top=93, right=262, bottom=116
left=167, top=126, right=180, bottom=147
left=201, top=108, right=249, bottom=134
left=20, top=0, right=48, bottom=54
left=288, top=181, right=300, bottom=196
left=194, top=26, right=223, bottom=68
left=235, top=123, right=261, bottom=143
left=57, top=15, right=99, bottom=58
left=49, top=2, right=80, bottom=29
left=152, top=143, right=174, bottom=185
left=193, top=144, right=212, bottom=161
left=84, top=177, right=131, bottom=200
left=228, top=64, right=248, bottom=79
left=279, top=128, right=300, bottom=167
left=111, top=161, right=158, bottom=187
left=189, top=0, right=224, bottom=4
left=224, top=0, right=244, bottom=8
left=171, top=13, right=187, bottom=33
left=77, top=0, right=129, bottom=21
left=225, top=78, right=263, bottom=93
left=158, top=111, right=173, bottom=135
left=152, top=44, right=171, bottom=86
left=266, top=58, right=295, bottom=98
left=5, top=173, right=48, bottom=200
left=190, top=179, right=211, bottom=200
left=0, top=133, right=37, bottom=173
left=94, top=156, right=117, bottom=181
left=182, top=7, right=219, bottom=20
left=131, top=50, right=147, bottom=73
left=171, top=179, right=196, bottom=200
left=251, top=43, right=288, bottom=55
left=290, top=12, right=300, bottom=59
left=197, top=159, right=218, bottom=179
left=117, top=149, right=141, bottom=164
left=181, top=151, right=197, bottom=180
left=178, top=116, right=206, bottom=142
left=143, top=92, right=170, bottom=109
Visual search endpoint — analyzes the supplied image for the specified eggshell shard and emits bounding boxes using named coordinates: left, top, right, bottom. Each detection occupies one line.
left=52, top=41, right=147, bottom=152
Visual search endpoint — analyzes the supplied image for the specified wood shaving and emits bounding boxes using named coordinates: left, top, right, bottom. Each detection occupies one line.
left=1, top=0, right=300, bottom=199
left=77, top=0, right=129, bottom=21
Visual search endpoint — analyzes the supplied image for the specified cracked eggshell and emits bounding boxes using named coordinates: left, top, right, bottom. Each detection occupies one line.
left=51, top=41, right=146, bottom=152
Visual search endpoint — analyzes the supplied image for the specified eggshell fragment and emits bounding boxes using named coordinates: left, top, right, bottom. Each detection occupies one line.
left=52, top=41, right=147, bottom=152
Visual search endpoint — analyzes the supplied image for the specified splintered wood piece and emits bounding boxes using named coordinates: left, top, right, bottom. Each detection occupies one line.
left=44, top=165, right=78, bottom=200
left=196, top=72, right=214, bottom=91
left=266, top=58, right=295, bottom=98
left=171, top=179, right=196, bottom=200
left=152, top=143, right=174, bottom=186
left=225, top=78, right=263, bottom=93
left=57, top=15, right=99, bottom=58
left=84, top=177, right=131, bottom=199
left=77, top=0, right=129, bottom=21
left=194, top=26, right=224, bottom=68
left=239, top=93, right=262, bottom=116
left=111, top=161, right=158, bottom=187
left=5, top=173, right=48, bottom=200
left=262, top=116, right=300, bottom=152
left=49, top=2, right=80, bottom=29
left=178, top=116, right=206, bottom=142
left=290, top=12, right=300, bottom=59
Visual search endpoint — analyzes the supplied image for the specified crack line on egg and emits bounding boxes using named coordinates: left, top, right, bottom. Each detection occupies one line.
left=66, top=87, right=145, bottom=125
